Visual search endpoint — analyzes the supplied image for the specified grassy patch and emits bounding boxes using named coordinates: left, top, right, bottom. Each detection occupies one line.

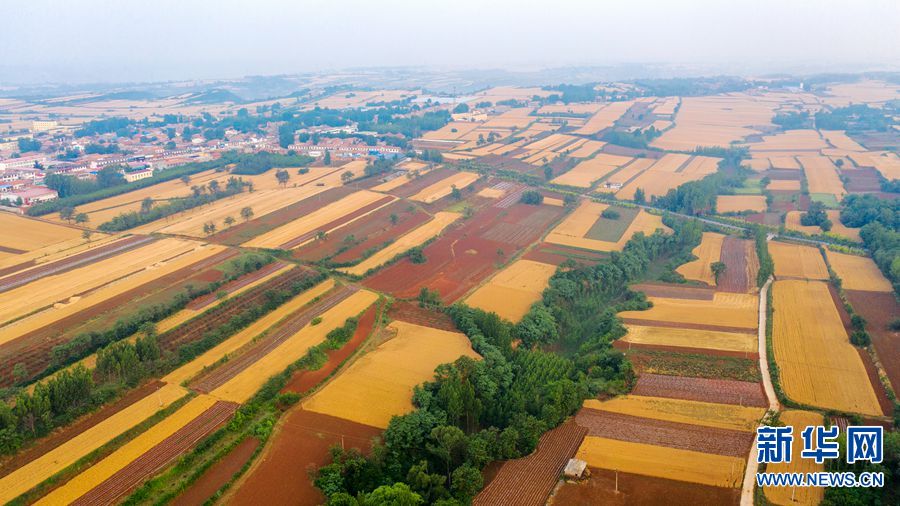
left=584, top=206, right=639, bottom=242
left=809, top=193, right=840, bottom=208
left=626, top=349, right=761, bottom=383
left=733, top=178, right=763, bottom=195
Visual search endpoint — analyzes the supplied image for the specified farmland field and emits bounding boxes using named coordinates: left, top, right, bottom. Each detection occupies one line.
left=825, top=249, right=892, bottom=291
left=464, top=259, right=557, bottom=322
left=772, top=280, right=882, bottom=415
left=408, top=171, right=480, bottom=203
left=631, top=373, right=766, bottom=407
left=621, top=324, right=756, bottom=354
left=762, top=410, right=826, bottom=506
left=549, top=154, right=633, bottom=187
left=582, top=396, right=764, bottom=432
left=0, top=212, right=85, bottom=253
left=552, top=467, right=740, bottom=505
left=619, top=292, right=758, bottom=331
left=676, top=232, right=724, bottom=286
left=545, top=201, right=670, bottom=252
left=768, top=241, right=829, bottom=279
left=716, top=195, right=767, bottom=213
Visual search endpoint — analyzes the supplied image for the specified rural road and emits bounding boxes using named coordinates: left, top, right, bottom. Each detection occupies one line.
left=740, top=276, right=779, bottom=506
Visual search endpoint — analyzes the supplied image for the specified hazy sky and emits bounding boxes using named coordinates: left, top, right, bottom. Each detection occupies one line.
left=2, top=0, right=898, bottom=83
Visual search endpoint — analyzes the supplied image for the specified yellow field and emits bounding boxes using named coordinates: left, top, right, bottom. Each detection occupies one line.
left=423, top=121, right=482, bottom=141
left=372, top=172, right=424, bottom=193
left=748, top=129, right=827, bottom=153
left=0, top=212, right=84, bottom=252
left=769, top=156, right=802, bottom=170
left=772, top=280, right=882, bottom=415
left=618, top=292, right=758, bottom=330
left=616, top=154, right=719, bottom=200
left=340, top=212, right=461, bottom=276
left=408, top=171, right=480, bottom=203
left=766, top=179, right=801, bottom=191
left=550, top=154, right=633, bottom=187
left=769, top=242, right=829, bottom=280
left=545, top=201, right=670, bottom=252
left=0, top=383, right=188, bottom=504
left=784, top=210, right=861, bottom=241
left=652, top=95, right=774, bottom=151
left=847, top=151, right=900, bottom=180
left=211, top=289, right=378, bottom=403
left=0, top=238, right=223, bottom=332
left=576, top=436, right=746, bottom=488
left=747, top=158, right=772, bottom=171
left=798, top=155, right=846, bottom=199
left=35, top=394, right=216, bottom=505
left=573, top=101, right=634, bottom=135
left=583, top=396, right=764, bottom=432
left=465, top=259, right=557, bottom=322
left=676, top=232, right=724, bottom=285
left=763, top=411, right=826, bottom=506
left=243, top=190, right=393, bottom=249
left=821, top=130, right=865, bottom=151
left=622, top=324, right=756, bottom=353
left=303, top=320, right=480, bottom=428
left=716, top=195, right=767, bottom=213
left=567, top=140, right=607, bottom=158
left=825, top=250, right=893, bottom=292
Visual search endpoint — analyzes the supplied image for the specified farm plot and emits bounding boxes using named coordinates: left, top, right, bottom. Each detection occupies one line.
left=464, top=259, right=556, bottom=322
left=621, top=324, right=756, bottom=354
left=676, top=232, right=724, bottom=286
left=209, top=289, right=378, bottom=404
left=798, top=155, right=847, bottom=201
left=575, top=437, right=745, bottom=488
left=582, top=396, right=764, bottom=432
left=545, top=201, right=670, bottom=252
left=567, top=139, right=607, bottom=158
left=821, top=130, right=866, bottom=151
left=339, top=211, right=461, bottom=276
left=748, top=129, right=827, bottom=154
left=473, top=420, right=587, bottom=506
left=716, top=195, right=767, bottom=213
left=0, top=212, right=84, bottom=253
left=766, top=179, right=801, bottom=191
left=785, top=210, right=861, bottom=241
left=826, top=250, right=892, bottom=292
left=772, top=280, right=882, bottom=415
left=651, top=95, right=774, bottom=151
left=768, top=242, right=829, bottom=280
left=619, top=293, right=759, bottom=331
left=302, top=320, right=479, bottom=428
left=631, top=373, right=766, bottom=407
left=365, top=203, right=564, bottom=302
left=0, top=383, right=188, bottom=504
left=549, top=154, right=633, bottom=187
left=408, top=171, right=480, bottom=203
left=718, top=236, right=757, bottom=293
left=552, top=468, right=740, bottom=506
left=242, top=190, right=394, bottom=249
left=762, top=411, right=825, bottom=506
left=845, top=290, right=900, bottom=392
left=573, top=101, right=634, bottom=135
left=630, top=282, right=715, bottom=300
left=616, top=154, right=719, bottom=200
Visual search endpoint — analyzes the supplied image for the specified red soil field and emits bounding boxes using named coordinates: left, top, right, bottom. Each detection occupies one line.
left=717, top=236, right=754, bottom=293
left=523, top=243, right=607, bottom=266
left=186, top=261, right=286, bottom=310
left=474, top=420, right=588, bottom=506
left=190, top=286, right=356, bottom=394
left=842, top=168, right=883, bottom=192
left=282, top=302, right=377, bottom=394
left=631, top=373, right=767, bottom=408
left=0, top=245, right=26, bottom=254
left=386, top=167, right=454, bottom=198
left=551, top=467, right=740, bottom=506
left=386, top=301, right=458, bottom=332
left=170, top=437, right=260, bottom=506
left=574, top=409, right=753, bottom=457
left=209, top=187, right=355, bottom=246
left=630, top=282, right=715, bottom=300
left=70, top=401, right=238, bottom=505
left=613, top=340, right=758, bottom=360
left=0, top=235, right=155, bottom=293
left=764, top=169, right=803, bottom=180
left=279, top=196, right=395, bottom=249
left=365, top=203, right=564, bottom=302
left=0, top=380, right=168, bottom=477
left=228, top=410, right=381, bottom=506
left=846, top=290, right=900, bottom=393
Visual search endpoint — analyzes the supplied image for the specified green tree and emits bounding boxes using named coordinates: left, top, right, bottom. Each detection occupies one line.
left=390, top=213, right=399, bottom=225
left=520, top=190, right=543, bottom=205
left=81, top=229, right=92, bottom=242
left=634, top=187, right=646, bottom=204
left=180, top=174, right=191, bottom=185
left=276, top=169, right=290, bottom=188
left=324, top=150, right=332, bottom=166
left=515, top=303, right=558, bottom=348
left=341, top=170, right=354, bottom=184
left=59, top=206, right=75, bottom=223
left=450, top=464, right=483, bottom=503
left=428, top=425, right=468, bottom=482
left=240, top=206, right=254, bottom=222
left=140, top=197, right=153, bottom=214
left=710, top=261, right=726, bottom=284
left=450, top=185, right=462, bottom=200
left=543, top=165, right=553, bottom=180
left=363, top=483, right=423, bottom=505
left=74, top=212, right=89, bottom=225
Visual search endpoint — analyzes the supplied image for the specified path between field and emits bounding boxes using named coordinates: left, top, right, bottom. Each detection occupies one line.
left=740, top=276, right=777, bottom=506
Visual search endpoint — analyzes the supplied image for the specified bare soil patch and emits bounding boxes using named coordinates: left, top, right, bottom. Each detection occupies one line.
left=631, top=373, right=766, bottom=408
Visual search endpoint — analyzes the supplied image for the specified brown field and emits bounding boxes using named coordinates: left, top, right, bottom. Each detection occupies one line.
left=575, top=437, right=745, bottom=488
left=762, top=411, right=825, bottom=506
left=630, top=282, right=715, bottom=300
left=573, top=101, right=634, bottom=135
left=0, top=383, right=188, bottom=504
left=552, top=467, right=740, bottom=506
left=845, top=290, right=900, bottom=392
left=171, top=437, right=259, bottom=506
left=676, top=232, right=725, bottom=285
left=302, top=320, right=479, bottom=428
left=619, top=292, right=758, bottom=331
left=339, top=211, right=461, bottom=276
left=769, top=242, right=829, bottom=279
left=465, top=259, right=557, bottom=322
left=583, top=396, right=763, bottom=432
left=550, top=154, right=633, bottom=187
left=622, top=324, right=756, bottom=354
left=545, top=201, right=670, bottom=252
left=798, top=155, right=847, bottom=199
left=772, top=280, right=882, bottom=415
left=242, top=190, right=393, bottom=249
left=631, top=373, right=767, bottom=408
left=718, top=236, right=758, bottom=294
left=826, top=250, right=892, bottom=292
left=0, top=213, right=85, bottom=253
left=408, top=171, right=480, bottom=203
left=716, top=195, right=767, bottom=213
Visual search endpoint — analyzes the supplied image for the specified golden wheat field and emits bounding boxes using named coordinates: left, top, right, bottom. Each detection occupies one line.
left=0, top=383, right=188, bottom=504
left=766, top=179, right=801, bottom=191
left=573, top=101, right=634, bottom=135
left=748, top=129, right=827, bottom=153
left=676, top=232, right=725, bottom=285
left=821, top=130, right=866, bottom=151
left=0, top=212, right=84, bottom=252
left=772, top=280, right=882, bottom=416
left=621, top=324, right=756, bottom=354
left=763, top=410, right=826, bottom=506
left=651, top=95, right=775, bottom=151
left=768, top=242, right=829, bottom=280
left=825, top=250, right=893, bottom=292
left=567, top=140, right=607, bottom=158
left=341, top=212, right=461, bottom=276
left=784, top=211, right=861, bottom=241
left=545, top=201, right=670, bottom=252
left=575, top=437, right=746, bottom=488
left=618, top=292, right=758, bottom=330
left=550, top=154, right=633, bottom=187
left=616, top=154, right=720, bottom=200
left=798, top=155, right=847, bottom=199
left=716, top=195, right=768, bottom=213
left=465, top=259, right=557, bottom=322
left=408, top=171, right=480, bottom=203
left=302, top=320, right=480, bottom=428
left=583, top=396, right=764, bottom=432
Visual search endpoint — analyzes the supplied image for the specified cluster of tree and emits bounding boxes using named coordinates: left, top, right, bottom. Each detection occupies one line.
left=772, top=111, right=811, bottom=130
left=840, top=194, right=900, bottom=293
left=519, top=190, right=544, bottom=205
left=359, top=110, right=451, bottom=138
left=74, top=117, right=136, bottom=138
left=415, top=150, right=443, bottom=163
left=799, top=201, right=833, bottom=231
left=822, top=432, right=899, bottom=505
left=542, top=84, right=599, bottom=104
left=815, top=104, right=894, bottom=132
left=653, top=171, right=743, bottom=215
left=632, top=77, right=752, bottom=97
left=45, top=165, right=127, bottom=198
left=602, top=127, right=661, bottom=149
left=99, top=176, right=250, bottom=231
left=314, top=218, right=703, bottom=504
left=83, top=142, right=121, bottom=154
left=229, top=151, right=314, bottom=175
left=754, top=227, right=774, bottom=287
left=364, top=158, right=397, bottom=178
left=96, top=324, right=161, bottom=386
left=17, top=138, right=41, bottom=153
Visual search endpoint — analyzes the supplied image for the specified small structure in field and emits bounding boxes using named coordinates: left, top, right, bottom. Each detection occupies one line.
left=563, top=458, right=587, bottom=479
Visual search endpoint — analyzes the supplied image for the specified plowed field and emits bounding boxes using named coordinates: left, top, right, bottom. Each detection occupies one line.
left=631, top=373, right=767, bottom=407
